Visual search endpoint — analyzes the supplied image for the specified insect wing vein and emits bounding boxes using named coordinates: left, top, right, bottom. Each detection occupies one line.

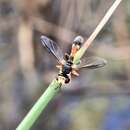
left=40, top=35, right=64, bottom=63
left=73, top=56, right=107, bottom=70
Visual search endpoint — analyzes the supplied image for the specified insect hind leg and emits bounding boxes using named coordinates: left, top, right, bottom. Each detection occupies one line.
left=56, top=74, right=65, bottom=84
left=64, top=77, right=70, bottom=84
left=56, top=73, right=70, bottom=84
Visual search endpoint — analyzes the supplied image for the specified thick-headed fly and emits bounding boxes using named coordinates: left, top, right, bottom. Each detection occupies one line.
left=40, top=35, right=107, bottom=84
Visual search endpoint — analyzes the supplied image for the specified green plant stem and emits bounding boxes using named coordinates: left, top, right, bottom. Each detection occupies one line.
left=16, top=0, right=123, bottom=129
left=16, top=79, right=61, bottom=130
left=73, top=47, right=86, bottom=64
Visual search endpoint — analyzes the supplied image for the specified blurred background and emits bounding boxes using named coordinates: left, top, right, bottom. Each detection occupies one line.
left=0, top=0, right=130, bottom=130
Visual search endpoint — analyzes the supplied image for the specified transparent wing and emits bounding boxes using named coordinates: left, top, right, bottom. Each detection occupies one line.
left=73, top=56, right=107, bottom=70
left=40, top=35, right=64, bottom=63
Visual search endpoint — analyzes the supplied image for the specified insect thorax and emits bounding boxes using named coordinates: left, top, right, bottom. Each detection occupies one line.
left=62, top=63, right=72, bottom=74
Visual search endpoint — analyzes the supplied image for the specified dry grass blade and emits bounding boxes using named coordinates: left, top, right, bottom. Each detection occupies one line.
left=73, top=0, right=123, bottom=64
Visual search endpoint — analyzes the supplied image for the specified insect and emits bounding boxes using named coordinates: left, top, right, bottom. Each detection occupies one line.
left=40, top=35, right=107, bottom=84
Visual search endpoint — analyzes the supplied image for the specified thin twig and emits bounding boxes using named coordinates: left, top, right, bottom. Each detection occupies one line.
left=73, top=0, right=123, bottom=64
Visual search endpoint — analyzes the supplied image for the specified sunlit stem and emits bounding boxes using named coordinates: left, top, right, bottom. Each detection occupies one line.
left=16, top=80, right=61, bottom=130
left=73, top=0, right=123, bottom=64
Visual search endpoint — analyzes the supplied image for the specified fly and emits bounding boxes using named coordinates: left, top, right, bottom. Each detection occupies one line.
left=40, top=35, right=107, bottom=84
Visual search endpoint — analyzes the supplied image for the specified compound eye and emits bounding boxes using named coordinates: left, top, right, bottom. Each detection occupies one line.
left=73, top=35, right=84, bottom=44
